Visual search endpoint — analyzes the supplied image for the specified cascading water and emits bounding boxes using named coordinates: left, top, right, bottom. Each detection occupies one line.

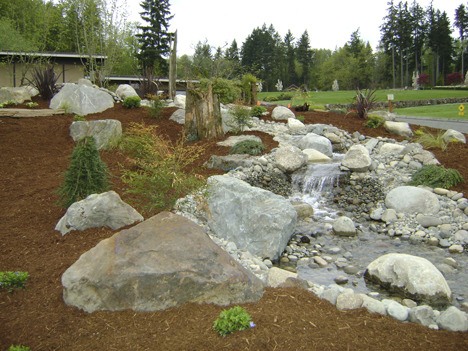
left=290, top=156, right=344, bottom=220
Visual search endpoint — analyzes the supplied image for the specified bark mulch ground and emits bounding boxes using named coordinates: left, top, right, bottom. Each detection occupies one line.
left=1, top=100, right=467, bottom=350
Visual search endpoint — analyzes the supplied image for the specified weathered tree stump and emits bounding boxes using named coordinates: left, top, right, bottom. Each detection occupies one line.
left=184, top=83, right=224, bottom=140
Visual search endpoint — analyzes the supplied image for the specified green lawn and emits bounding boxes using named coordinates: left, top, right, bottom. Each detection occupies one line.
left=258, top=89, right=468, bottom=119
left=395, top=104, right=468, bottom=120
left=258, top=89, right=468, bottom=105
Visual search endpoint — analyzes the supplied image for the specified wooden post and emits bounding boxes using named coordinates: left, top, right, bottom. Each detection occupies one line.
left=168, top=30, right=177, bottom=101
left=250, top=82, right=257, bottom=106
left=185, top=83, right=224, bottom=140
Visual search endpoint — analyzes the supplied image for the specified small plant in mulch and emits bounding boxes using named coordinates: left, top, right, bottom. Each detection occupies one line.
left=213, top=306, right=255, bottom=337
left=227, top=105, right=254, bottom=134
left=145, top=94, right=164, bottom=119
left=25, top=102, right=39, bottom=109
left=73, top=114, right=86, bottom=121
left=122, top=96, right=141, bottom=109
left=8, top=345, right=31, bottom=351
left=414, top=128, right=448, bottom=151
left=365, top=114, right=385, bottom=129
left=408, top=164, right=464, bottom=189
left=230, top=139, right=265, bottom=156
left=250, top=105, right=267, bottom=118
left=57, top=136, right=110, bottom=208
left=0, top=271, right=29, bottom=292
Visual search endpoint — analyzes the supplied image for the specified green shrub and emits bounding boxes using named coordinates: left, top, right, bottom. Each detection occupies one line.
left=296, top=115, right=305, bottom=122
left=57, top=136, right=110, bottom=208
left=8, top=345, right=30, bottom=351
left=122, top=96, right=141, bottom=109
left=227, top=105, right=253, bottom=134
left=73, top=114, right=86, bottom=121
left=230, top=140, right=265, bottom=155
left=408, top=164, right=464, bottom=189
left=119, top=123, right=206, bottom=213
left=145, top=95, right=164, bottom=119
left=263, top=92, right=294, bottom=102
left=25, top=102, right=39, bottom=109
left=414, top=129, right=448, bottom=151
left=250, top=105, right=267, bottom=117
left=365, top=114, right=385, bottom=128
left=211, top=78, right=242, bottom=104
left=213, top=306, right=254, bottom=337
left=0, top=271, right=29, bottom=292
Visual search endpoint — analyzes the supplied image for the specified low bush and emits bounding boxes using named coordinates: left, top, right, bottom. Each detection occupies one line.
left=57, top=136, right=110, bottom=208
left=25, top=102, right=38, bottom=109
left=122, top=96, right=141, bottom=109
left=408, top=164, right=464, bottom=189
left=146, top=94, right=164, bottom=119
left=0, top=271, right=29, bottom=292
left=213, top=306, right=254, bottom=337
left=250, top=105, right=267, bottom=117
left=365, top=114, right=385, bottom=128
left=119, top=123, right=206, bottom=213
left=230, top=140, right=265, bottom=155
left=263, top=92, right=294, bottom=102
left=73, top=114, right=86, bottom=121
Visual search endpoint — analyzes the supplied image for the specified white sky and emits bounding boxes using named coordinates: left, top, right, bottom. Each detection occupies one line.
left=126, top=0, right=463, bottom=56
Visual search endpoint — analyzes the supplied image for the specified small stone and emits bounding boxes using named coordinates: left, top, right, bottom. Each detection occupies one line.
left=334, top=276, right=349, bottom=285
left=313, top=256, right=328, bottom=267
left=443, top=257, right=458, bottom=268
left=343, top=265, right=360, bottom=275
left=402, top=299, right=417, bottom=308
left=448, top=244, right=464, bottom=253
left=263, top=259, right=273, bottom=268
left=300, top=236, right=311, bottom=244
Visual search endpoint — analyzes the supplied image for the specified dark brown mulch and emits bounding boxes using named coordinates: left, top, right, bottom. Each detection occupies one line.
left=0, top=101, right=467, bottom=350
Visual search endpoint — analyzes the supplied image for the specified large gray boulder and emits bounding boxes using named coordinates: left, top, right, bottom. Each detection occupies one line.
left=298, top=133, right=333, bottom=157
left=385, top=186, right=440, bottom=214
left=272, top=106, right=295, bottom=120
left=364, top=253, right=452, bottom=306
left=332, top=216, right=357, bottom=236
left=169, top=108, right=186, bottom=124
left=0, top=87, right=32, bottom=104
left=55, top=191, right=143, bottom=235
left=384, top=121, right=413, bottom=137
left=207, top=175, right=297, bottom=260
left=273, top=145, right=307, bottom=173
left=341, top=144, right=371, bottom=172
left=115, top=84, right=139, bottom=100
left=50, top=83, right=114, bottom=115
left=69, top=119, right=122, bottom=150
left=173, top=94, right=186, bottom=109
left=436, top=306, right=468, bottom=332
left=62, top=212, right=264, bottom=312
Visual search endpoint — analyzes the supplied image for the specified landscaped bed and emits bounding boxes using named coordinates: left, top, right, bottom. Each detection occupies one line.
left=0, top=101, right=467, bottom=350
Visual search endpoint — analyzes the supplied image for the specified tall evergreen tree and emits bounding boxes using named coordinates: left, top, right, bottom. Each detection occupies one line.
left=136, top=0, right=173, bottom=75
left=284, top=30, right=297, bottom=87
left=296, top=30, right=313, bottom=89
left=454, top=4, right=468, bottom=75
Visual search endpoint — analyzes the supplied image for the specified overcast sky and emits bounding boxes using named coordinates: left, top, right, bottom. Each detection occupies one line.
left=128, top=0, right=463, bottom=56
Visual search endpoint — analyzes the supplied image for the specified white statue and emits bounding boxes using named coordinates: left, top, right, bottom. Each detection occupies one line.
left=275, top=79, right=283, bottom=92
left=412, top=71, right=420, bottom=90
left=332, top=79, right=339, bottom=92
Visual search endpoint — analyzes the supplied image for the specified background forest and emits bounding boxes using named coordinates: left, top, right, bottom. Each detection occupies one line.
left=1, top=0, right=468, bottom=92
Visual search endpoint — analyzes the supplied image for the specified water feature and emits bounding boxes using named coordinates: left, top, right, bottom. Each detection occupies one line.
left=286, top=159, right=468, bottom=308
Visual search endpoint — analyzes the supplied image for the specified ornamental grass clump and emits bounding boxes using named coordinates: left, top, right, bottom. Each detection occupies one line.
left=213, top=306, right=255, bottom=337
left=119, top=122, right=206, bottom=214
left=365, top=114, right=385, bottom=128
left=408, top=164, right=464, bottom=189
left=57, top=136, right=110, bottom=208
left=414, top=129, right=448, bottom=151
left=350, top=88, right=377, bottom=119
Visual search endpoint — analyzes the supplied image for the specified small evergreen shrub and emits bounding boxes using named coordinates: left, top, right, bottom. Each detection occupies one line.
left=122, top=96, right=141, bottom=109
left=408, top=164, right=464, bottom=189
left=213, top=306, right=254, bottom=337
left=227, top=105, right=253, bottom=134
left=0, top=271, right=29, bottom=292
left=57, top=136, right=110, bottom=208
left=146, top=95, right=164, bottom=119
left=365, top=114, right=385, bottom=128
left=230, top=140, right=265, bottom=155
left=250, top=105, right=267, bottom=117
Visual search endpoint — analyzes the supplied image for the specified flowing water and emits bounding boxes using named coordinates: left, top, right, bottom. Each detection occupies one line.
left=287, top=159, right=468, bottom=307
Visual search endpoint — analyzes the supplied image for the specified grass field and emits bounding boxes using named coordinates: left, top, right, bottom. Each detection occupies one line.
left=258, top=89, right=468, bottom=119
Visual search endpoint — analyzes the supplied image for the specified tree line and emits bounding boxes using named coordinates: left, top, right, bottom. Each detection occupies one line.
left=1, top=0, right=467, bottom=91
